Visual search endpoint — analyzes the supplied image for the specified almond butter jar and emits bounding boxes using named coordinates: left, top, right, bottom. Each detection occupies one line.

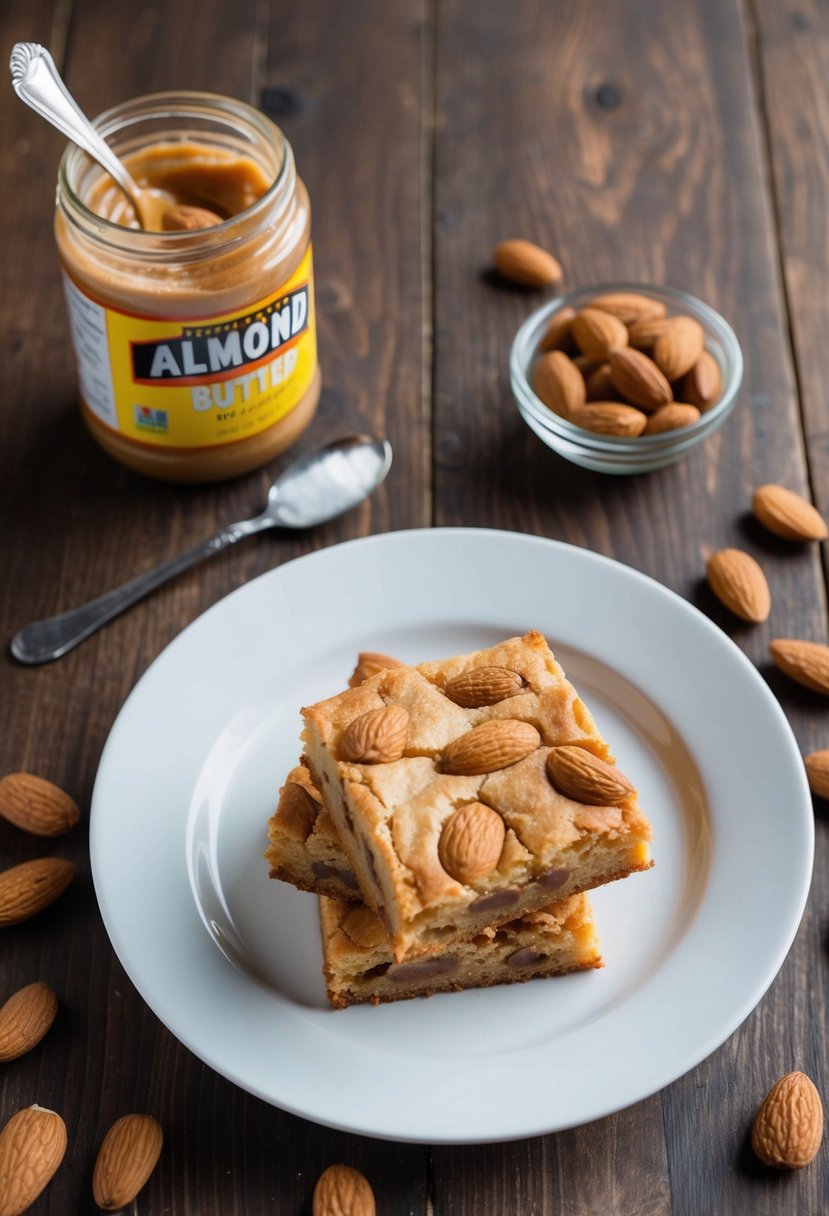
left=55, top=92, right=320, bottom=482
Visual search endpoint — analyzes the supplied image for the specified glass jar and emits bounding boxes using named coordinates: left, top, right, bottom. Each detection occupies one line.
left=55, top=92, right=320, bottom=482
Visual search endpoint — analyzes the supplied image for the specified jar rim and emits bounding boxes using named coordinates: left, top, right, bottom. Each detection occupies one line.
left=57, top=90, right=294, bottom=258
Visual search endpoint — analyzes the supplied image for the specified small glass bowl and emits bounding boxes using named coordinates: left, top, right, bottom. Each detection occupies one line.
left=510, top=282, right=743, bottom=474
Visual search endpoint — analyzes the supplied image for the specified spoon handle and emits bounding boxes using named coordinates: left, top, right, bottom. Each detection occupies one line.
left=10, top=43, right=140, bottom=203
left=10, top=524, right=254, bottom=666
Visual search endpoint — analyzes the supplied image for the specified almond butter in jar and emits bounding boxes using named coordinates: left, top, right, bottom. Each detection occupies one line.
left=55, top=92, right=320, bottom=482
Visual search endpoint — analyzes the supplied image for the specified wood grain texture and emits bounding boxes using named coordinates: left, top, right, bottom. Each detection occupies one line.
left=431, top=1, right=827, bottom=1213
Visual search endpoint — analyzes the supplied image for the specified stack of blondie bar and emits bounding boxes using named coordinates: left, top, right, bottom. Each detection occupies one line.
left=265, top=631, right=653, bottom=1009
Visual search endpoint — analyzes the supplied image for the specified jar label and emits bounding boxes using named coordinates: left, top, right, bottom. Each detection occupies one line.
left=62, top=245, right=317, bottom=449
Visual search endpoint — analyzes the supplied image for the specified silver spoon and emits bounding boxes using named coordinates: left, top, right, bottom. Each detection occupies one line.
left=10, top=436, right=392, bottom=666
left=10, top=42, right=164, bottom=229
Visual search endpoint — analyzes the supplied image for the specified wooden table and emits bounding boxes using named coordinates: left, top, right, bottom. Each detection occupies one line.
left=2, top=1, right=828, bottom=1211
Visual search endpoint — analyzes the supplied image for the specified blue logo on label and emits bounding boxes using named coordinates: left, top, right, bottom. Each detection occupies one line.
left=134, top=406, right=169, bottom=432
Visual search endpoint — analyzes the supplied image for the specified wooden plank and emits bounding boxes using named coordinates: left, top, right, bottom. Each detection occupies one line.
left=0, top=0, right=429, bottom=1212
left=431, top=1, right=826, bottom=1213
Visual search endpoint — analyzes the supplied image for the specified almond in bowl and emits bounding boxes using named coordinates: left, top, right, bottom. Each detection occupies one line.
left=511, top=284, right=742, bottom=474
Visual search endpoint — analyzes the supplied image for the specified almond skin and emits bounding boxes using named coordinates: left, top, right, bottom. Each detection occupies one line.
left=643, top=403, right=701, bottom=435
left=652, top=316, right=705, bottom=380
left=532, top=351, right=586, bottom=419
left=340, top=706, right=409, bottom=763
left=438, top=803, right=506, bottom=883
left=0, top=983, right=58, bottom=1062
left=751, top=1072, right=823, bottom=1169
left=444, top=665, right=525, bottom=708
left=706, top=549, right=771, bottom=623
left=0, top=774, right=80, bottom=837
left=0, top=859, right=76, bottom=928
left=537, top=306, right=577, bottom=352
left=571, top=308, right=629, bottom=362
left=440, top=720, right=540, bottom=776
left=0, top=1105, right=67, bottom=1216
left=313, top=1163, right=376, bottom=1216
left=569, top=402, right=647, bottom=438
left=752, top=484, right=828, bottom=542
left=770, top=639, right=829, bottom=694
left=546, top=746, right=635, bottom=805
left=608, top=348, right=672, bottom=412
left=586, top=291, right=667, bottom=326
left=804, top=750, right=829, bottom=799
left=92, top=1114, right=163, bottom=1210
left=347, top=652, right=405, bottom=687
left=493, top=239, right=562, bottom=288
left=584, top=364, right=620, bottom=402
left=627, top=316, right=678, bottom=352
left=680, top=350, right=722, bottom=411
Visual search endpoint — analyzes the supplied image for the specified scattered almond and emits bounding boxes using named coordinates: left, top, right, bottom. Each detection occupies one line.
left=706, top=549, right=771, bottom=623
left=680, top=350, right=722, bottom=411
left=161, top=204, right=223, bottom=231
left=0, top=1105, right=67, bottom=1216
left=652, top=316, right=705, bottom=381
left=493, top=239, right=562, bottom=288
left=348, top=652, right=405, bottom=687
left=340, top=706, right=410, bottom=764
left=538, top=306, right=576, bottom=352
left=532, top=351, right=585, bottom=419
left=0, top=859, right=76, bottom=928
left=752, top=484, right=828, bottom=543
left=438, top=803, right=506, bottom=883
left=643, top=403, right=701, bottom=435
left=569, top=402, right=647, bottom=438
left=607, top=348, right=672, bottom=412
left=0, top=983, right=58, bottom=1063
left=313, top=1163, right=376, bottom=1216
left=627, top=315, right=678, bottom=352
left=92, top=1114, right=163, bottom=1211
left=804, top=750, right=829, bottom=799
left=751, top=1071, right=823, bottom=1169
left=571, top=308, right=629, bottom=362
left=546, top=746, right=634, bottom=805
left=0, top=774, right=80, bottom=837
left=444, top=665, right=525, bottom=708
left=440, top=720, right=540, bottom=776
left=770, top=639, right=829, bottom=694
left=587, top=291, right=667, bottom=325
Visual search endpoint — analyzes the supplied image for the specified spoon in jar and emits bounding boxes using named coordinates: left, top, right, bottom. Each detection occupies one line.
left=10, top=436, right=393, bottom=666
left=9, top=42, right=221, bottom=231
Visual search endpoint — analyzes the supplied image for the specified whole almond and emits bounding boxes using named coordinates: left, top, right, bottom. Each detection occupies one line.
left=643, top=403, right=701, bottom=434
left=347, top=652, right=405, bottom=687
left=569, top=402, right=647, bottom=438
left=680, top=350, right=722, bottom=411
left=752, top=484, right=828, bottom=543
left=438, top=802, right=506, bottom=883
left=493, top=239, right=562, bottom=288
left=572, top=354, right=600, bottom=378
left=627, top=316, right=678, bottom=352
left=0, top=859, right=76, bottom=928
left=751, top=1072, right=823, bottom=1169
left=804, top=750, right=829, bottom=799
left=440, top=719, right=540, bottom=775
left=0, top=983, right=58, bottom=1062
left=546, top=745, right=634, bottom=805
left=652, top=316, right=705, bottom=381
left=706, top=549, right=771, bottom=623
left=571, top=308, right=629, bottom=361
left=313, top=1163, right=376, bottom=1216
left=444, top=665, right=525, bottom=708
left=0, top=1105, right=67, bottom=1216
left=0, top=774, right=79, bottom=837
left=532, top=351, right=585, bottom=419
left=584, top=363, right=619, bottom=402
left=608, top=348, right=672, bottom=412
left=92, top=1114, right=163, bottom=1210
left=587, top=291, right=667, bottom=326
left=340, top=705, right=410, bottom=764
left=770, top=639, right=829, bottom=694
left=538, top=306, right=577, bottom=352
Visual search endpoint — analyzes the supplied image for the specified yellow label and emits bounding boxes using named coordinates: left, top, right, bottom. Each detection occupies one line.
left=62, top=246, right=316, bottom=449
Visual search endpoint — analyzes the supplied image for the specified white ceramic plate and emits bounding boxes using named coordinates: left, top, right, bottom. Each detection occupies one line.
left=90, top=528, right=813, bottom=1144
